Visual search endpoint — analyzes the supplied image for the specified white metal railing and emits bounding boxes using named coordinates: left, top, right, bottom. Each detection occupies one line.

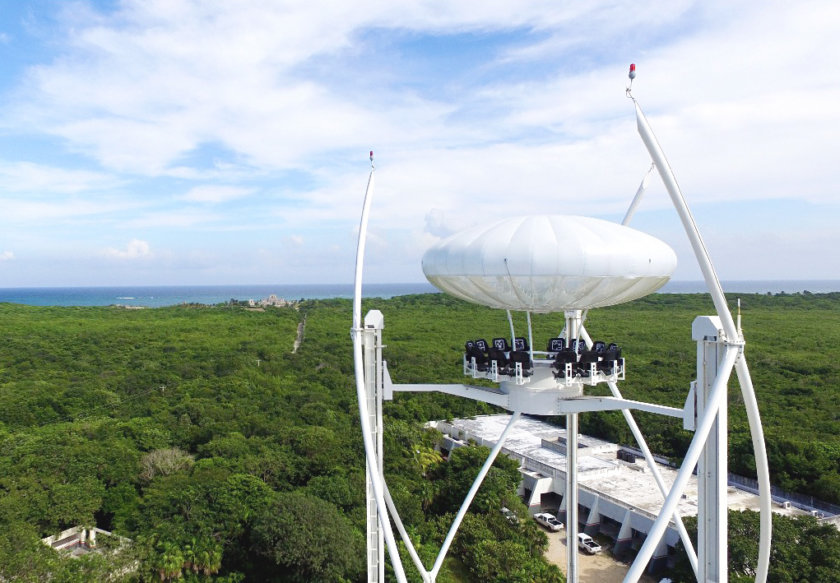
left=463, top=352, right=625, bottom=387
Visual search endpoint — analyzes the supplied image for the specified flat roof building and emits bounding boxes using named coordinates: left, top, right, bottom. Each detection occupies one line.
left=432, top=414, right=815, bottom=573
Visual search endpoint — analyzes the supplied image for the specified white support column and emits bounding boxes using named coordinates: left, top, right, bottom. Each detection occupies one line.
left=566, top=413, right=579, bottom=583
left=584, top=496, right=601, bottom=536
left=430, top=411, right=522, bottom=581
left=694, top=316, right=728, bottom=583
left=650, top=539, right=671, bottom=574
left=614, top=509, right=634, bottom=557
left=558, top=488, right=567, bottom=521
left=363, top=310, right=386, bottom=583
left=563, top=308, right=582, bottom=583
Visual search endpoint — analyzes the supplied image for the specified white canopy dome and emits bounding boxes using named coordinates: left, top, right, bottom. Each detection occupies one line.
left=422, top=215, right=677, bottom=312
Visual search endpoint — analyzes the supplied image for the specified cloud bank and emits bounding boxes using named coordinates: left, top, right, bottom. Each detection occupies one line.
left=0, top=0, right=836, bottom=285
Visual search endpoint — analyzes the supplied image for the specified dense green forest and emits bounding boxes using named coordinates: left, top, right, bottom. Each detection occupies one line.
left=669, top=510, right=840, bottom=583
left=378, top=291, right=840, bottom=503
left=0, top=292, right=838, bottom=581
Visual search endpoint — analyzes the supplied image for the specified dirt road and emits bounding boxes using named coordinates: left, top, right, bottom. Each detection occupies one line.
left=544, top=532, right=658, bottom=583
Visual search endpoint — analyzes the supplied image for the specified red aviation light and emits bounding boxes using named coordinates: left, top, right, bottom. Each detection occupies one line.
left=629, top=63, right=636, bottom=80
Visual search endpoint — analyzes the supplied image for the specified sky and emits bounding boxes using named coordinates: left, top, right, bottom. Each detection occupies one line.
left=0, top=0, right=838, bottom=287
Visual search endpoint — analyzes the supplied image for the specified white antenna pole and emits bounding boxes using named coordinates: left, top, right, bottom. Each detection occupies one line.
left=632, top=99, right=734, bottom=335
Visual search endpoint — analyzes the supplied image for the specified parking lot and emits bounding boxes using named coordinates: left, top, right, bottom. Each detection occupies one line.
left=543, top=533, right=658, bottom=583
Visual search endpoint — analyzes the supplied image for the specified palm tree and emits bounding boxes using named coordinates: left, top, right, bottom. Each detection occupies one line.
left=151, top=540, right=184, bottom=581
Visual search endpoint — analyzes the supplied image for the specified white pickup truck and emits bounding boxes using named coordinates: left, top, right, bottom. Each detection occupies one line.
left=577, top=533, right=602, bottom=554
left=533, top=512, right=563, bottom=531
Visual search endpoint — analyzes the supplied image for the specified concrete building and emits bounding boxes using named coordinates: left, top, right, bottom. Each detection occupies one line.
left=41, top=526, right=130, bottom=557
left=432, top=414, right=816, bottom=573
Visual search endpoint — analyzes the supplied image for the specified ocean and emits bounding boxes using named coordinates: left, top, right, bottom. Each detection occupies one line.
left=0, top=283, right=438, bottom=308
left=0, top=280, right=837, bottom=308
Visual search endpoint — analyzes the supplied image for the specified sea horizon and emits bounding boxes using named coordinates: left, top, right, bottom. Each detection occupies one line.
left=0, top=279, right=838, bottom=308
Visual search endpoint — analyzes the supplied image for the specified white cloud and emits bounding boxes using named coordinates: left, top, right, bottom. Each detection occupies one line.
left=0, top=250, right=14, bottom=261
left=104, top=239, right=152, bottom=260
left=0, top=0, right=838, bottom=285
left=0, top=161, right=120, bottom=194
left=8, top=1, right=838, bottom=208
left=180, top=185, right=253, bottom=204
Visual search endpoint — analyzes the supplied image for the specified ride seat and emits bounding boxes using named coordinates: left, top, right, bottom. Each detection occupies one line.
left=488, top=346, right=511, bottom=375
left=546, top=337, right=566, bottom=353
left=576, top=350, right=601, bottom=377
left=509, top=350, right=533, bottom=377
left=552, top=349, right=577, bottom=379
left=465, top=341, right=490, bottom=371
left=492, top=337, right=512, bottom=352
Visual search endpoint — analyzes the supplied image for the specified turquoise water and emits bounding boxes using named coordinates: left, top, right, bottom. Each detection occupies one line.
left=0, top=280, right=837, bottom=307
left=0, top=283, right=438, bottom=308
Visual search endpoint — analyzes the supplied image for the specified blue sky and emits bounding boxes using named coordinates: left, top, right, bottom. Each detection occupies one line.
left=0, top=0, right=838, bottom=286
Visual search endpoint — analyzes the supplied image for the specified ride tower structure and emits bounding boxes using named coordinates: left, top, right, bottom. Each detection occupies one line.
left=351, top=68, right=771, bottom=583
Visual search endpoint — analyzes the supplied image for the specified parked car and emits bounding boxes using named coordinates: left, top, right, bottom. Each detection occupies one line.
left=577, top=533, right=602, bottom=554
left=533, top=512, right=563, bottom=531
left=500, top=507, right=518, bottom=524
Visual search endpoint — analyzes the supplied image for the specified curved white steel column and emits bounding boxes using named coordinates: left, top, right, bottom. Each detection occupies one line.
left=383, top=484, right=430, bottom=580
left=634, top=98, right=771, bottom=583
left=734, top=356, right=772, bottom=583
left=352, top=163, right=409, bottom=583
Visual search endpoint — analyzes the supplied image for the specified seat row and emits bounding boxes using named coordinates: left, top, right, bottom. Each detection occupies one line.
left=463, top=336, right=624, bottom=381
left=464, top=337, right=533, bottom=377
left=549, top=339, right=623, bottom=380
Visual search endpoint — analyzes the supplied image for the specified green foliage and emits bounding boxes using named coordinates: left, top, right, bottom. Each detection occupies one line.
left=370, top=292, right=840, bottom=506
left=251, top=491, right=365, bottom=582
left=671, top=510, right=840, bottom=583
left=427, top=445, right=521, bottom=515
left=0, top=292, right=837, bottom=581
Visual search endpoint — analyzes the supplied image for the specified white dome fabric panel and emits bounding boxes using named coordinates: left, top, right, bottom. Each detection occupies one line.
left=422, top=215, right=677, bottom=312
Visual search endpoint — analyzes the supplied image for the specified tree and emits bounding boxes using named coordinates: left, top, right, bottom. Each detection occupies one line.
left=140, top=447, right=195, bottom=482
left=251, top=491, right=365, bottom=582
left=427, top=444, right=521, bottom=515
left=671, top=510, right=840, bottom=583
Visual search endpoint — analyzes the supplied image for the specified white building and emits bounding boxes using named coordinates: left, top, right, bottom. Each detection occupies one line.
left=433, top=414, right=813, bottom=573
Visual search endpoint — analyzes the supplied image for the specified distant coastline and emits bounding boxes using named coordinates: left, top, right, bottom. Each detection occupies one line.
left=0, top=283, right=437, bottom=308
left=0, top=280, right=837, bottom=308
left=659, top=280, right=840, bottom=295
